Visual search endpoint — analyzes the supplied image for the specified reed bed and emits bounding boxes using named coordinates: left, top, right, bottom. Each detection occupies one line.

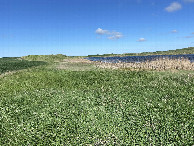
left=95, top=58, right=194, bottom=71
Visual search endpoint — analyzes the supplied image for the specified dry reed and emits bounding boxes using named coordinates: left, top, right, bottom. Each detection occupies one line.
left=95, top=58, right=194, bottom=71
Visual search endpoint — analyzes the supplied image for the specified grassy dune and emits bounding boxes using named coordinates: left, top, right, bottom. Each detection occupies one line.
left=21, top=54, right=84, bottom=63
left=21, top=54, right=68, bottom=62
left=0, top=56, right=193, bottom=145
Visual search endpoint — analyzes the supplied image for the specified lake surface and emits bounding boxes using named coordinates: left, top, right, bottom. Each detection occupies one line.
left=85, top=54, right=194, bottom=63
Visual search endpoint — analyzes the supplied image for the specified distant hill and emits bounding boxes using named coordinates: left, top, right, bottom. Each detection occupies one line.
left=87, top=47, right=194, bottom=57
left=133, top=47, right=194, bottom=56
left=21, top=47, right=194, bottom=59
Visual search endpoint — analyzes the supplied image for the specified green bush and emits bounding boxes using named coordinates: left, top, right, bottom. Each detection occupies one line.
left=0, top=58, right=47, bottom=74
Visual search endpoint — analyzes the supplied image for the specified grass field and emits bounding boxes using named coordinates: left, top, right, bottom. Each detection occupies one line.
left=0, top=55, right=193, bottom=145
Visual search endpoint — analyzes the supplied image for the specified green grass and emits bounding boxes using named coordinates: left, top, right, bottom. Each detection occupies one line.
left=0, top=66, right=193, bottom=145
left=0, top=57, right=47, bottom=74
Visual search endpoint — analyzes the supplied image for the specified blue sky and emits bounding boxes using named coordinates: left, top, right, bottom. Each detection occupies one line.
left=0, top=0, right=194, bottom=57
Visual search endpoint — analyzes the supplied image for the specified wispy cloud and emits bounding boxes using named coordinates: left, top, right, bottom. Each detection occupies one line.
left=108, top=32, right=123, bottom=40
left=165, top=2, right=182, bottom=12
left=192, top=32, right=194, bottom=34
left=95, top=28, right=123, bottom=40
left=171, top=30, right=178, bottom=33
left=137, top=38, right=146, bottom=42
left=183, top=0, right=194, bottom=2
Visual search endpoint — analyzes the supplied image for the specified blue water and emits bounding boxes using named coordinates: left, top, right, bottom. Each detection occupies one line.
left=85, top=54, right=194, bottom=63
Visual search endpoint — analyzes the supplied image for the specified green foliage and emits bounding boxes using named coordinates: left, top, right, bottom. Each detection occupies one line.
left=0, top=67, right=193, bottom=145
left=22, top=54, right=68, bottom=62
left=0, top=58, right=47, bottom=74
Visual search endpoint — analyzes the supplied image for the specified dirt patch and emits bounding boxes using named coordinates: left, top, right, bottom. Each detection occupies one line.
left=62, top=58, right=93, bottom=63
left=56, top=58, right=97, bottom=71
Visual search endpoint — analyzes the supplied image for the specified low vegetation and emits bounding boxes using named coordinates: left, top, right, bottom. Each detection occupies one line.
left=0, top=49, right=193, bottom=145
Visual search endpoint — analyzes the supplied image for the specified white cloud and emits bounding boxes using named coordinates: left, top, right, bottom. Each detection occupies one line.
left=165, top=2, right=182, bottom=12
left=95, top=28, right=109, bottom=35
left=95, top=28, right=123, bottom=40
left=192, top=32, right=194, bottom=34
left=172, top=30, right=178, bottom=33
left=137, top=38, right=146, bottom=42
left=183, top=0, right=194, bottom=2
